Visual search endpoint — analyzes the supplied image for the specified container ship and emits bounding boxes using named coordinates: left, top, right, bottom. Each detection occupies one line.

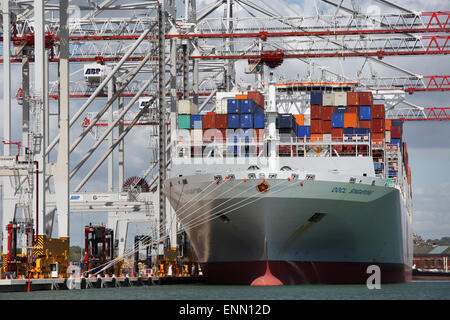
left=162, top=79, right=413, bottom=285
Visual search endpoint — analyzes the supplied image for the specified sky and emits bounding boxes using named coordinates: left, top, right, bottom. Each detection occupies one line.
left=0, top=0, right=449, bottom=249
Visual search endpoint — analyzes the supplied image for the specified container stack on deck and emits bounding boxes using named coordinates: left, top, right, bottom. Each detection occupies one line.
left=177, top=92, right=265, bottom=156
left=176, top=90, right=410, bottom=181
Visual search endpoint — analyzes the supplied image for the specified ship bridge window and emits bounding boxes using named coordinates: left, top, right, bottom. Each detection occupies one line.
left=248, top=173, right=256, bottom=179
left=280, top=166, right=292, bottom=171
left=291, top=173, right=299, bottom=180
left=305, top=174, right=315, bottom=181
left=269, top=173, right=277, bottom=179
left=349, top=177, right=356, bottom=184
left=248, top=165, right=260, bottom=170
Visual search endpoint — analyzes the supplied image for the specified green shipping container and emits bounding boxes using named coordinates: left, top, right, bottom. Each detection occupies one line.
left=178, top=114, right=191, bottom=129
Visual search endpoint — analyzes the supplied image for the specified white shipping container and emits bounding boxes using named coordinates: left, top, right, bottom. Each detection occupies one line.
left=385, top=130, right=391, bottom=143
left=333, top=92, right=347, bottom=106
left=215, top=99, right=229, bottom=114
left=304, top=114, right=311, bottom=126
left=322, top=93, right=334, bottom=106
left=178, top=100, right=198, bottom=114
left=323, top=134, right=332, bottom=142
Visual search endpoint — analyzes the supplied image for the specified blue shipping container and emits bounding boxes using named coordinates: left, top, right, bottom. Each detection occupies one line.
left=334, top=106, right=347, bottom=113
left=239, top=99, right=263, bottom=114
left=240, top=114, right=253, bottom=129
left=278, top=114, right=294, bottom=128
left=344, top=128, right=356, bottom=135
left=227, top=99, right=240, bottom=113
left=391, top=120, right=403, bottom=126
left=297, top=125, right=311, bottom=138
left=310, top=92, right=323, bottom=105
left=359, top=106, right=372, bottom=120
left=190, top=114, right=203, bottom=129
left=390, top=138, right=402, bottom=147
left=331, top=113, right=344, bottom=128
left=227, top=114, right=240, bottom=128
left=253, top=113, right=265, bottom=129
left=355, top=128, right=370, bottom=135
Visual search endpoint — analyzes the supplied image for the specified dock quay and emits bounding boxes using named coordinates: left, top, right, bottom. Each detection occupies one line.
left=0, top=276, right=204, bottom=293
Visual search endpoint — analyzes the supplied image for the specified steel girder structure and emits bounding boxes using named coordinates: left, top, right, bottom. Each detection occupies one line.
left=0, top=0, right=170, bottom=258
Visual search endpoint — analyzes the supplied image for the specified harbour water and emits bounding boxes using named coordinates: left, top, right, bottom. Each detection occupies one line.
left=1, top=280, right=449, bottom=300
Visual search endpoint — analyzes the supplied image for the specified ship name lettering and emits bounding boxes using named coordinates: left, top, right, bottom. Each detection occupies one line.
left=349, top=188, right=374, bottom=196
left=331, top=187, right=346, bottom=193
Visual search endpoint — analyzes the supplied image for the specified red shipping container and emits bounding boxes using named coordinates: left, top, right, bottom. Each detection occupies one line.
left=321, top=107, right=334, bottom=121
left=247, top=91, right=265, bottom=108
left=371, top=118, right=385, bottom=133
left=372, top=104, right=385, bottom=119
left=311, top=105, right=322, bottom=119
left=203, top=114, right=216, bottom=129
left=391, top=125, right=402, bottom=139
left=310, top=119, right=323, bottom=133
left=347, top=106, right=358, bottom=114
left=358, top=92, right=373, bottom=105
left=347, top=92, right=359, bottom=105
left=359, top=120, right=372, bottom=130
left=215, top=114, right=228, bottom=129
left=331, top=128, right=344, bottom=140
left=322, top=120, right=332, bottom=133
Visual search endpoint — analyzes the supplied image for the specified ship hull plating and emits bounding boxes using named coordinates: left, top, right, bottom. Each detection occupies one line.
left=164, top=177, right=413, bottom=285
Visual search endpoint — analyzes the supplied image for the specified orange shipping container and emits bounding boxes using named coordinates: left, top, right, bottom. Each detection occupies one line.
left=385, top=119, right=392, bottom=131
left=293, top=114, right=304, bottom=126
left=310, top=134, right=323, bottom=142
left=344, top=113, right=358, bottom=128
left=347, top=92, right=359, bottom=105
left=236, top=94, right=248, bottom=99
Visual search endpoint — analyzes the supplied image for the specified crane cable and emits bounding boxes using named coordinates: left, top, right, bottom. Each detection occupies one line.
left=88, top=178, right=301, bottom=275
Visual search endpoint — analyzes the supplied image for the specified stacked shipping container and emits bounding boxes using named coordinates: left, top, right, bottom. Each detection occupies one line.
left=177, top=93, right=265, bottom=155
left=176, top=91, right=408, bottom=178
